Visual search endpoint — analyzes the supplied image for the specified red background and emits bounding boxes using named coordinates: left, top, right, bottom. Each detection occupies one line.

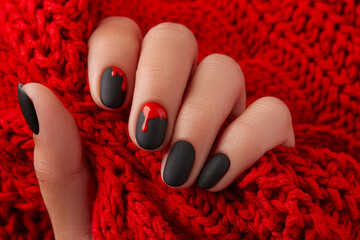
left=0, top=0, right=359, bottom=239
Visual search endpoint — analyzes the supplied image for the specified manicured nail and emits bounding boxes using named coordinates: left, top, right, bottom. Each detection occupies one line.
left=17, top=83, right=39, bottom=135
left=163, top=140, right=195, bottom=187
left=197, top=153, right=230, bottom=189
left=136, top=102, right=167, bottom=150
left=100, top=66, right=127, bottom=108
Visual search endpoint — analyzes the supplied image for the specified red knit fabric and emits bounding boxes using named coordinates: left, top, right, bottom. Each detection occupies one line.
left=0, top=0, right=359, bottom=239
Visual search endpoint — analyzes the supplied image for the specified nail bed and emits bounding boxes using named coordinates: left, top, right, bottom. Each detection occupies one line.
left=197, top=153, right=230, bottom=189
left=100, top=66, right=127, bottom=109
left=136, top=102, right=167, bottom=150
left=163, top=140, right=195, bottom=187
left=17, top=83, right=39, bottom=135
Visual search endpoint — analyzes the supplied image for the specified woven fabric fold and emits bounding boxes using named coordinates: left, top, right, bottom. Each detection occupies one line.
left=0, top=0, right=359, bottom=239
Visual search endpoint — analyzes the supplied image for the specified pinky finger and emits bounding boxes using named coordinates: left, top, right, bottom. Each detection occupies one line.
left=197, top=96, right=295, bottom=192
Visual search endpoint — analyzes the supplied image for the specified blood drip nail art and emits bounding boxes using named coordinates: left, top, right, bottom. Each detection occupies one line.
left=100, top=66, right=127, bottom=109
left=136, top=102, right=167, bottom=150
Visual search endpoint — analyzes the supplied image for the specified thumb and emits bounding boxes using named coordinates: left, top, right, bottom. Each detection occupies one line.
left=17, top=83, right=94, bottom=240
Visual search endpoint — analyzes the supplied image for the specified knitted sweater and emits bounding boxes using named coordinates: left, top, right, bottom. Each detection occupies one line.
left=0, top=0, right=359, bottom=239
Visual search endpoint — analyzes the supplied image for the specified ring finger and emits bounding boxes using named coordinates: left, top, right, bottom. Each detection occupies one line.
left=128, top=23, right=198, bottom=151
left=161, top=54, right=246, bottom=187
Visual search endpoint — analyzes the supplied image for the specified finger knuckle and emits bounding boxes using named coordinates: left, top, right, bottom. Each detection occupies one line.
left=34, top=157, right=58, bottom=184
left=98, top=16, right=140, bottom=31
left=255, top=96, right=293, bottom=124
left=148, top=22, right=197, bottom=44
left=200, top=54, right=244, bottom=89
left=182, top=100, right=212, bottom=120
left=34, top=151, right=87, bottom=185
left=89, top=17, right=141, bottom=46
left=202, top=54, right=242, bottom=73
left=137, top=65, right=178, bottom=84
left=98, top=16, right=124, bottom=25
left=179, top=102, right=214, bottom=131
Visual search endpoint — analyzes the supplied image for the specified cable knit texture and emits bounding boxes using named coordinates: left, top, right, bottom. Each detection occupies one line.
left=0, top=0, right=359, bottom=239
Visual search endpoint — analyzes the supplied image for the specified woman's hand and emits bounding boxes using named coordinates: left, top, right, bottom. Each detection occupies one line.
left=17, top=17, right=295, bottom=239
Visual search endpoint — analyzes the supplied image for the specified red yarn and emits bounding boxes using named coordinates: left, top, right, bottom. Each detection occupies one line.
left=0, top=0, right=359, bottom=239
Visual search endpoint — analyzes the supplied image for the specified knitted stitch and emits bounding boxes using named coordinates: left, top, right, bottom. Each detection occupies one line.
left=0, top=0, right=359, bottom=239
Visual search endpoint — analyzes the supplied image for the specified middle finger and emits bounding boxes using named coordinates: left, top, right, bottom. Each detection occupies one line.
left=128, top=23, right=198, bottom=151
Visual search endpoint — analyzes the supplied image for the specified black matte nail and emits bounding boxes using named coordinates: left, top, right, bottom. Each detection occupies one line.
left=163, top=140, right=195, bottom=187
left=197, top=153, right=230, bottom=189
left=136, top=102, right=167, bottom=150
left=100, top=66, right=127, bottom=108
left=17, top=83, right=39, bottom=135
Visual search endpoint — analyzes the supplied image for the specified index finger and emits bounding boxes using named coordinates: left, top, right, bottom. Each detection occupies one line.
left=88, top=17, right=142, bottom=110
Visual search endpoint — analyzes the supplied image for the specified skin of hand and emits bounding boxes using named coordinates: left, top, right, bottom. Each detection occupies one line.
left=17, top=17, right=295, bottom=239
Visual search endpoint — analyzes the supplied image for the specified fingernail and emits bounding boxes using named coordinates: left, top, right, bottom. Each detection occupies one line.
left=163, top=140, right=195, bottom=187
left=100, top=66, right=127, bottom=108
left=17, top=83, right=39, bottom=135
left=136, top=102, right=167, bottom=150
left=197, top=153, right=230, bottom=189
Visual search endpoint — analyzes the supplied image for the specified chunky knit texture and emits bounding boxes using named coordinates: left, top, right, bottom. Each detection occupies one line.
left=0, top=0, right=359, bottom=239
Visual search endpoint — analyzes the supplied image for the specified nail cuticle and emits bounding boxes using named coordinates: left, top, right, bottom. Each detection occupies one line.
left=17, top=83, right=39, bottom=135
left=100, top=66, right=127, bottom=109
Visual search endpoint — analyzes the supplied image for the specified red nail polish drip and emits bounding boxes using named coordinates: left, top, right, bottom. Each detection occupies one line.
left=141, top=102, right=167, bottom=132
left=111, top=67, right=127, bottom=91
